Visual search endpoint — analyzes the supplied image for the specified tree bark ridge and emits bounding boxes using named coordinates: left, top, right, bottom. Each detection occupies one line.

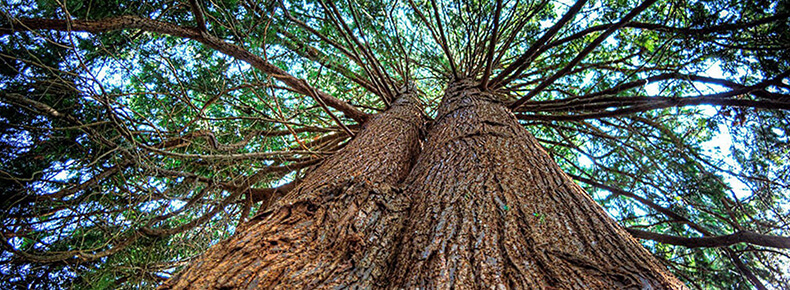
left=160, top=93, right=425, bottom=289
left=390, top=79, right=685, bottom=289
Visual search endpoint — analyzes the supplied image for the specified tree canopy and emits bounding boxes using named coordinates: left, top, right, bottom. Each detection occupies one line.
left=1, top=0, right=789, bottom=288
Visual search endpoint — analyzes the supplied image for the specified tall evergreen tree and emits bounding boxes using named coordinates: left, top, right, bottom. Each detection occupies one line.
left=1, top=0, right=788, bottom=288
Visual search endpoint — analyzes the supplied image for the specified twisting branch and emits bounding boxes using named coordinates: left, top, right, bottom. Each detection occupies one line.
left=571, top=174, right=790, bottom=250
left=140, top=145, right=332, bottom=161
left=516, top=72, right=788, bottom=111
left=568, top=173, right=691, bottom=224
left=516, top=96, right=790, bottom=121
left=0, top=231, right=143, bottom=264
left=569, top=171, right=775, bottom=289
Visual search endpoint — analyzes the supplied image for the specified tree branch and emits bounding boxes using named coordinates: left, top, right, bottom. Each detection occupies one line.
left=189, top=0, right=208, bottom=33
left=479, top=0, right=503, bottom=89
left=2, top=16, right=370, bottom=123
left=509, top=0, right=659, bottom=109
left=406, top=0, right=456, bottom=78
left=515, top=70, right=790, bottom=120
left=489, top=0, right=588, bottom=88
left=547, top=12, right=790, bottom=49
left=626, top=228, right=790, bottom=249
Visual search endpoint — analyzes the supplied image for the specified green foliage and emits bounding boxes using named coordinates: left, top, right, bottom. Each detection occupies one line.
left=1, top=0, right=788, bottom=288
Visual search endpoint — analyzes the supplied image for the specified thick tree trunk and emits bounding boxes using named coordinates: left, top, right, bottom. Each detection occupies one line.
left=161, top=93, right=426, bottom=289
left=162, top=80, right=685, bottom=289
left=389, top=79, right=685, bottom=289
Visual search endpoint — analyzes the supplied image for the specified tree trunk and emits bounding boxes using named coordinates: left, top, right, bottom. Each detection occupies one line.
left=160, top=92, right=426, bottom=289
left=389, top=79, right=685, bottom=289
left=162, top=80, right=685, bottom=289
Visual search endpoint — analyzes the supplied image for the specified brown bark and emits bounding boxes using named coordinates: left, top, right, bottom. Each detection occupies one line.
left=159, top=92, right=425, bottom=289
left=161, top=79, right=686, bottom=289
left=626, top=228, right=790, bottom=249
left=390, top=79, right=685, bottom=289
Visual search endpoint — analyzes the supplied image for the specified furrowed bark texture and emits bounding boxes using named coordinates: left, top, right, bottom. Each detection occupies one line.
left=161, top=93, right=425, bottom=289
left=390, top=79, right=685, bottom=289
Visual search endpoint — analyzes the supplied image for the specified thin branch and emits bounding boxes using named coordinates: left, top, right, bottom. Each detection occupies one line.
left=406, top=0, right=455, bottom=78
left=509, top=0, right=659, bottom=109
left=2, top=16, right=370, bottom=123
left=548, top=12, right=790, bottom=49
left=489, top=0, right=588, bottom=88
left=516, top=97, right=790, bottom=121
left=492, top=0, right=551, bottom=70
left=515, top=70, right=790, bottom=120
left=429, top=0, right=458, bottom=78
left=322, top=0, right=394, bottom=104
left=725, top=248, right=769, bottom=290
left=140, top=144, right=332, bottom=160
left=479, top=0, right=503, bottom=89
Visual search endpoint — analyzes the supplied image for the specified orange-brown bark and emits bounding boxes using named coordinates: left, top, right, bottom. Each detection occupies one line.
left=160, top=93, right=425, bottom=289
left=162, top=80, right=685, bottom=289
left=390, top=79, right=685, bottom=289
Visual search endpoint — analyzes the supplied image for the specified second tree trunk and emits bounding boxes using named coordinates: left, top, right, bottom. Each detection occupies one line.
left=390, top=79, right=684, bottom=289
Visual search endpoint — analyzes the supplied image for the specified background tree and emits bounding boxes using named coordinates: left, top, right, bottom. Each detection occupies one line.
left=1, top=0, right=789, bottom=288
